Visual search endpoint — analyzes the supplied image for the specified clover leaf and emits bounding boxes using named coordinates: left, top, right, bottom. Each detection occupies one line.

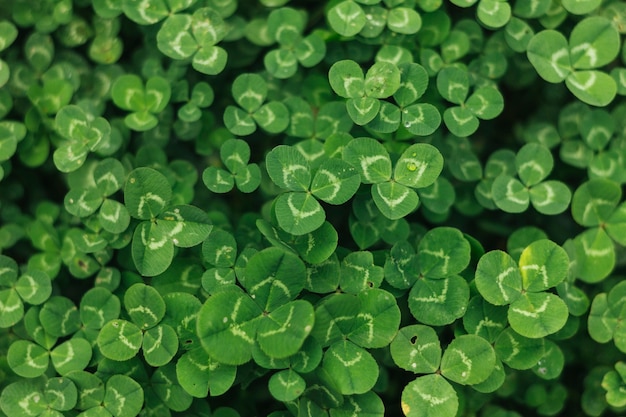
left=224, top=73, right=290, bottom=136
left=476, top=239, right=569, bottom=338
left=263, top=7, right=326, bottom=79
left=491, top=143, right=572, bottom=215
left=527, top=17, right=620, bottom=106
left=202, top=138, right=261, bottom=194
left=266, top=144, right=360, bottom=235
left=111, top=74, right=172, bottom=131
left=157, top=7, right=228, bottom=75
left=343, top=138, right=443, bottom=220
left=437, top=66, right=504, bottom=137
left=329, top=60, right=402, bottom=126
left=125, top=167, right=212, bottom=276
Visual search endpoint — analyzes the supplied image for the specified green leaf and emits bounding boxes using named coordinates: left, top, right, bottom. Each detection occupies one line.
left=310, top=158, right=360, bottom=205
left=7, top=340, right=49, bottom=377
left=275, top=192, right=326, bottom=236
left=99, top=199, right=131, bottom=234
left=0, top=380, right=47, bottom=417
left=322, top=340, right=379, bottom=395
left=519, top=239, right=569, bottom=292
left=475, top=250, right=523, bottom=305
left=466, top=86, right=504, bottom=120
left=266, top=145, right=311, bottom=191
left=340, top=251, right=383, bottom=294
left=527, top=30, right=572, bottom=83
left=124, top=283, right=165, bottom=329
left=223, top=105, right=256, bottom=136
left=571, top=178, right=620, bottom=227
left=417, top=227, right=471, bottom=278
left=387, top=7, right=422, bottom=35
left=408, top=275, right=470, bottom=326
left=508, top=292, right=569, bottom=338
left=157, top=205, right=213, bottom=247
left=16, top=270, right=52, bottom=305
left=197, top=287, right=262, bottom=365
left=40, top=296, right=80, bottom=337
left=565, top=70, right=617, bottom=107
left=258, top=300, right=314, bottom=358
left=394, top=143, right=444, bottom=189
left=232, top=73, right=267, bottom=113
left=131, top=221, right=175, bottom=277
left=124, top=167, right=172, bottom=220
left=562, top=0, right=600, bottom=14
left=346, top=97, right=381, bottom=125
left=574, top=228, right=615, bottom=283
left=443, top=106, right=479, bottom=137
left=463, top=296, right=508, bottom=342
left=157, top=14, right=196, bottom=59
left=203, top=167, right=235, bottom=193
left=64, top=188, right=103, bottom=218
left=97, top=319, right=143, bottom=361
left=364, top=62, right=401, bottom=99
left=440, top=334, right=496, bottom=385
left=265, top=49, right=298, bottom=79
left=142, top=324, right=178, bottom=366
left=329, top=59, right=365, bottom=99
left=311, top=293, right=359, bottom=347
left=349, top=288, right=401, bottom=348
left=253, top=101, right=290, bottom=133
left=372, top=181, right=419, bottom=220
left=292, top=221, right=338, bottom=264
left=45, top=377, right=78, bottom=411
left=569, top=17, right=620, bottom=70
left=394, top=63, right=428, bottom=107
left=401, top=103, right=442, bottom=136
left=343, top=137, right=392, bottom=184
left=390, top=324, right=441, bottom=373
left=327, top=1, right=367, bottom=37
left=103, top=375, right=143, bottom=417
left=51, top=338, right=92, bottom=375
left=148, top=368, right=189, bottom=412
left=437, top=66, right=469, bottom=104
left=494, top=327, right=545, bottom=369
left=491, top=175, right=530, bottom=213
left=269, top=369, right=306, bottom=402
left=477, top=0, right=511, bottom=28
left=111, top=74, right=145, bottom=111
left=529, top=181, right=572, bottom=215
left=242, top=247, right=306, bottom=311
left=401, top=374, right=458, bottom=417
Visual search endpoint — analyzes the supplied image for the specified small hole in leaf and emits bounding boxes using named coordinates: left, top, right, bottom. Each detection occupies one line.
left=410, top=335, right=417, bottom=344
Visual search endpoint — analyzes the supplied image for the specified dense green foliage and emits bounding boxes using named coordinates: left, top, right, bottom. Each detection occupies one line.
left=0, top=0, right=626, bottom=416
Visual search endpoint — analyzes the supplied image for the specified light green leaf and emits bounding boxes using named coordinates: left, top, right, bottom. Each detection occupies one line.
left=492, top=175, right=530, bottom=213
left=477, top=0, right=511, bottom=28
left=0, top=380, right=47, bottom=417
left=99, top=199, right=131, bottom=234
left=16, top=270, right=51, bottom=305
left=574, top=228, right=615, bottom=283
left=436, top=66, right=469, bottom=104
left=529, top=181, right=572, bottom=215
left=257, top=300, right=314, bottom=358
left=440, top=334, right=496, bottom=385
left=408, top=275, right=470, bottom=326
left=103, top=375, right=143, bottom=417
left=327, top=1, right=367, bottom=37
left=364, top=61, right=401, bottom=99
left=518, top=239, right=569, bottom=292
left=494, top=327, right=545, bottom=369
left=292, top=221, right=338, bottom=264
left=269, top=369, right=306, bottom=402
left=142, top=324, right=178, bottom=367
left=232, top=73, right=267, bottom=113
left=322, top=340, right=379, bottom=395
left=387, top=7, right=422, bottom=35
left=131, top=221, right=175, bottom=277
left=310, top=158, right=360, bottom=205
left=40, top=296, right=80, bottom=337
left=394, top=143, right=444, bottom=189
left=443, top=106, right=479, bottom=137
left=565, top=70, right=617, bottom=107
left=124, top=167, right=172, bottom=220
left=253, top=101, right=290, bottom=133
left=7, top=340, right=49, bottom=378
left=569, top=16, right=620, bottom=70
left=197, top=287, right=262, bottom=365
left=372, top=181, right=419, bottom=220
left=475, top=250, right=523, bottom=305
left=97, top=319, right=143, bottom=361
left=527, top=30, right=572, bottom=83
left=463, top=296, right=508, bottom=342
left=265, top=48, right=298, bottom=79
left=466, top=86, right=504, bottom=120
left=151, top=363, right=193, bottom=411
left=417, top=227, right=470, bottom=278
left=51, top=338, right=92, bottom=375
left=329, top=60, right=365, bottom=99
left=508, top=292, right=569, bottom=338
left=266, top=145, right=311, bottom=192
left=346, top=96, right=381, bottom=125
left=401, top=374, right=458, bottom=417
left=390, top=324, right=441, bottom=373
left=349, top=288, right=401, bottom=348
left=342, top=137, right=392, bottom=184
left=275, top=192, right=326, bottom=236
left=124, top=283, right=165, bottom=329
left=401, top=103, right=441, bottom=136
left=571, top=178, right=620, bottom=227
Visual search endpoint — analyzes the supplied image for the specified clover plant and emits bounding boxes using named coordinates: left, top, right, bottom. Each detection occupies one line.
left=2, top=1, right=626, bottom=416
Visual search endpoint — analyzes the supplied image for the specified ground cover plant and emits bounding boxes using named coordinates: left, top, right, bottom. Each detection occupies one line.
left=0, top=0, right=626, bottom=416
